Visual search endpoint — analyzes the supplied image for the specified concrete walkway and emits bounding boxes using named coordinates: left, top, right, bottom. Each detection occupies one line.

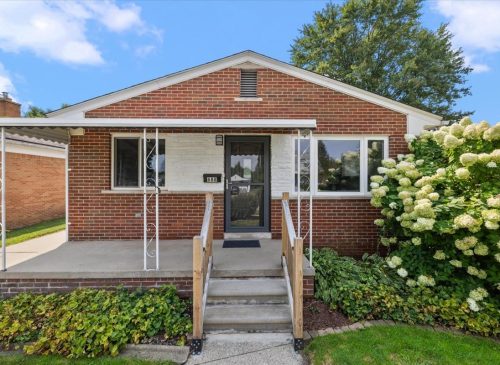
left=186, top=333, right=304, bottom=365
left=0, top=230, right=66, bottom=268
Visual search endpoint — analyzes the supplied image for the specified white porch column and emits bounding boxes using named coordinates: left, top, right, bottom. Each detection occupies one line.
left=65, top=144, right=69, bottom=242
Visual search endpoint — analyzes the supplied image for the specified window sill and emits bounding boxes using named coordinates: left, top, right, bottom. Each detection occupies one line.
left=273, top=194, right=371, bottom=200
left=234, top=97, right=262, bottom=102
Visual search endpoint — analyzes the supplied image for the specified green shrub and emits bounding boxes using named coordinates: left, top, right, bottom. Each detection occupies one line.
left=0, top=286, right=192, bottom=358
left=369, top=118, right=499, bottom=313
left=312, top=248, right=500, bottom=336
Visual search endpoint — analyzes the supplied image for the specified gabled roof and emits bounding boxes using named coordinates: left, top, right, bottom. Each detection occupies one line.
left=47, top=50, right=442, bottom=122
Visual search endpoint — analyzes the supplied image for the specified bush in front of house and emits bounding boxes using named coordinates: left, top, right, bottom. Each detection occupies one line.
left=370, top=118, right=499, bottom=313
left=0, top=286, right=192, bottom=358
left=311, top=248, right=500, bottom=336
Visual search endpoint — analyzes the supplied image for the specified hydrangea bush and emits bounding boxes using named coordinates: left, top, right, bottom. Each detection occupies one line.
left=370, top=118, right=500, bottom=313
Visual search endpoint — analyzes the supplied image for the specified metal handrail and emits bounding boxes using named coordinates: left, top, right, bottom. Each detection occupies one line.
left=282, top=200, right=296, bottom=247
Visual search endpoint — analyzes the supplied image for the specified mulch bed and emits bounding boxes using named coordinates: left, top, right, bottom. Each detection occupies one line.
left=303, top=298, right=351, bottom=331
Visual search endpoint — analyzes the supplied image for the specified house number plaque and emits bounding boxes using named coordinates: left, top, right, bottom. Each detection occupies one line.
left=203, top=174, right=222, bottom=183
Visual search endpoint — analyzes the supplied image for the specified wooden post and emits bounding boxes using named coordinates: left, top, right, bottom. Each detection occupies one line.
left=192, top=236, right=203, bottom=340
left=293, top=237, right=303, bottom=342
left=281, top=192, right=289, bottom=257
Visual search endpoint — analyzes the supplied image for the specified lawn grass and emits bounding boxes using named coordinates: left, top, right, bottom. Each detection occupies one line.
left=306, top=325, right=500, bottom=365
left=6, top=218, right=66, bottom=246
left=0, top=354, right=172, bottom=365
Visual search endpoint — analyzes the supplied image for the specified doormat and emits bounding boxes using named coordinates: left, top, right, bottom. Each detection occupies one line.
left=223, top=240, right=261, bottom=248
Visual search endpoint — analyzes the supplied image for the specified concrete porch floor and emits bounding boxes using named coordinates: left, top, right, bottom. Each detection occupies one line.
left=0, top=239, right=314, bottom=279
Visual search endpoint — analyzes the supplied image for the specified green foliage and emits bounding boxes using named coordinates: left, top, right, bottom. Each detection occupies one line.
left=312, top=248, right=500, bottom=336
left=0, top=286, right=191, bottom=358
left=24, top=106, right=48, bottom=118
left=370, top=119, right=500, bottom=314
left=291, top=0, right=472, bottom=120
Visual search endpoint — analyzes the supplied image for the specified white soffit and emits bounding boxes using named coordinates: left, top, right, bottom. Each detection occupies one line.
left=47, top=51, right=442, bottom=123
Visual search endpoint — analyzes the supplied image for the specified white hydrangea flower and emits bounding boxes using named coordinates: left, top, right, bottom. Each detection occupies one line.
left=370, top=198, right=383, bottom=208
left=397, top=154, right=405, bottom=161
left=397, top=268, right=408, bottom=278
left=454, top=214, right=481, bottom=232
left=467, top=266, right=479, bottom=277
left=487, top=161, right=497, bottom=168
left=389, top=202, right=398, bottom=210
left=417, top=275, right=435, bottom=287
left=435, top=168, right=446, bottom=177
left=459, top=117, right=472, bottom=127
left=478, top=153, right=491, bottom=163
left=398, top=177, right=412, bottom=187
left=406, top=279, right=416, bottom=287
left=455, top=167, right=470, bottom=180
left=415, top=159, right=424, bottom=166
left=477, top=270, right=487, bottom=279
left=481, top=209, right=500, bottom=222
left=487, top=196, right=500, bottom=208
left=449, top=260, right=462, bottom=268
left=404, top=134, right=416, bottom=143
left=398, top=191, right=412, bottom=200
left=491, top=149, right=500, bottom=163
left=443, top=134, right=463, bottom=149
left=433, top=250, right=446, bottom=260
left=450, top=123, right=464, bottom=137
left=372, top=188, right=386, bottom=198
left=386, top=169, right=399, bottom=178
left=469, top=288, right=488, bottom=301
left=463, top=124, right=480, bottom=139
left=433, top=130, right=447, bottom=144
left=464, top=249, right=474, bottom=256
left=485, top=221, right=499, bottom=230
left=370, top=175, right=385, bottom=184
left=370, top=182, right=380, bottom=189
left=381, top=158, right=397, bottom=168
left=473, top=243, right=489, bottom=256
left=374, top=219, right=385, bottom=227
left=377, top=167, right=388, bottom=174
left=459, top=153, right=478, bottom=167
left=411, top=237, right=421, bottom=246
left=455, top=236, right=478, bottom=250
left=477, top=121, right=490, bottom=132
left=467, top=298, right=480, bottom=312
left=483, top=123, right=500, bottom=141
left=428, top=192, right=439, bottom=201
left=495, top=253, right=500, bottom=263
left=411, top=217, right=435, bottom=232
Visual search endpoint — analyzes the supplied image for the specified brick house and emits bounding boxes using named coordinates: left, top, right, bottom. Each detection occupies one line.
left=0, top=92, right=65, bottom=229
left=0, top=51, right=442, bottom=345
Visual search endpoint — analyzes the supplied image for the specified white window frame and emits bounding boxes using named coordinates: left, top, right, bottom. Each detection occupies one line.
left=111, top=133, right=167, bottom=190
left=292, top=135, right=388, bottom=197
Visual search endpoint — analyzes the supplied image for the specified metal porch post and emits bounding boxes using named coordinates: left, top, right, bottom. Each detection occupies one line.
left=155, top=128, right=159, bottom=270
left=297, top=129, right=301, bottom=237
left=309, top=129, right=313, bottom=268
left=143, top=128, right=147, bottom=271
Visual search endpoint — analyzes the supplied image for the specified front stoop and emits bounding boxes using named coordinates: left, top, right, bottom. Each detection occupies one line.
left=203, top=278, right=292, bottom=333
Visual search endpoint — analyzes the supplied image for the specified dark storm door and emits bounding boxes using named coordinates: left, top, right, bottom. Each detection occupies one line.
left=224, top=136, right=270, bottom=233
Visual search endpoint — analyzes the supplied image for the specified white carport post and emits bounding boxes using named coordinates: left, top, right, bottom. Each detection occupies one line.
left=1, top=127, right=6, bottom=271
left=65, top=144, right=69, bottom=242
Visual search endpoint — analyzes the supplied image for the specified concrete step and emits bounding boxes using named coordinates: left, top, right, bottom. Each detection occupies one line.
left=207, top=278, right=288, bottom=304
left=204, top=304, right=292, bottom=332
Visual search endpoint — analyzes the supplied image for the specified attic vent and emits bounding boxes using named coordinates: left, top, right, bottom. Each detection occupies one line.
left=240, top=70, right=258, bottom=97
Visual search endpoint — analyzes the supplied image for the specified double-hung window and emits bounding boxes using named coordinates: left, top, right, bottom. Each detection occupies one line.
left=113, top=136, right=166, bottom=189
left=294, top=136, right=388, bottom=196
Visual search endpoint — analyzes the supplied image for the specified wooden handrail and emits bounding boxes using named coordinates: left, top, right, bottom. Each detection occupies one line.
left=281, top=192, right=304, bottom=350
left=191, top=193, right=214, bottom=354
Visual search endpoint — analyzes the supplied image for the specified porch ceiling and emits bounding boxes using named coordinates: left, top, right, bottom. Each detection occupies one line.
left=5, top=126, right=69, bottom=144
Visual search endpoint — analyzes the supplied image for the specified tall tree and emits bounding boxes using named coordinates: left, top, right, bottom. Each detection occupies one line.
left=291, top=0, right=472, bottom=121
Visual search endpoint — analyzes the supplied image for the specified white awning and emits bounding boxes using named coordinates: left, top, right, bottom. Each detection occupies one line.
left=0, top=118, right=317, bottom=129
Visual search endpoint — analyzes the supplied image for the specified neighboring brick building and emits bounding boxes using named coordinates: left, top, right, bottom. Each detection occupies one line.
left=0, top=92, right=65, bottom=229
left=42, top=51, right=440, bottom=256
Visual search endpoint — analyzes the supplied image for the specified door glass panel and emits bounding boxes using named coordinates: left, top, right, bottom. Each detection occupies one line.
left=230, top=142, right=264, bottom=184
left=230, top=185, right=264, bottom=228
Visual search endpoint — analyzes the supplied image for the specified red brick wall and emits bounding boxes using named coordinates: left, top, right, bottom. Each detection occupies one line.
left=0, top=97, right=21, bottom=117
left=0, top=277, right=193, bottom=299
left=68, top=67, right=407, bottom=255
left=3, top=152, right=65, bottom=229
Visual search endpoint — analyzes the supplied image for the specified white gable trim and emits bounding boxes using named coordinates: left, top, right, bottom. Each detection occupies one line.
left=47, top=51, right=442, bottom=124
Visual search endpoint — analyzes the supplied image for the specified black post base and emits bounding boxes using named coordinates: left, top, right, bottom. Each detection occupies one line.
left=190, top=339, right=203, bottom=355
left=294, top=338, right=304, bottom=351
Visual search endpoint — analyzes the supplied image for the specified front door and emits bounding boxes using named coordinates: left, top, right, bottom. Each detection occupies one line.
left=224, top=136, right=270, bottom=233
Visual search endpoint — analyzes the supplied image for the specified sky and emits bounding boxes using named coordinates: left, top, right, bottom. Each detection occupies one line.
left=0, top=0, right=499, bottom=122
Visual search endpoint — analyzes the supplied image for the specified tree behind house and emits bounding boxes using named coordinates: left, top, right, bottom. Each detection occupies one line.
left=291, top=0, right=472, bottom=121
